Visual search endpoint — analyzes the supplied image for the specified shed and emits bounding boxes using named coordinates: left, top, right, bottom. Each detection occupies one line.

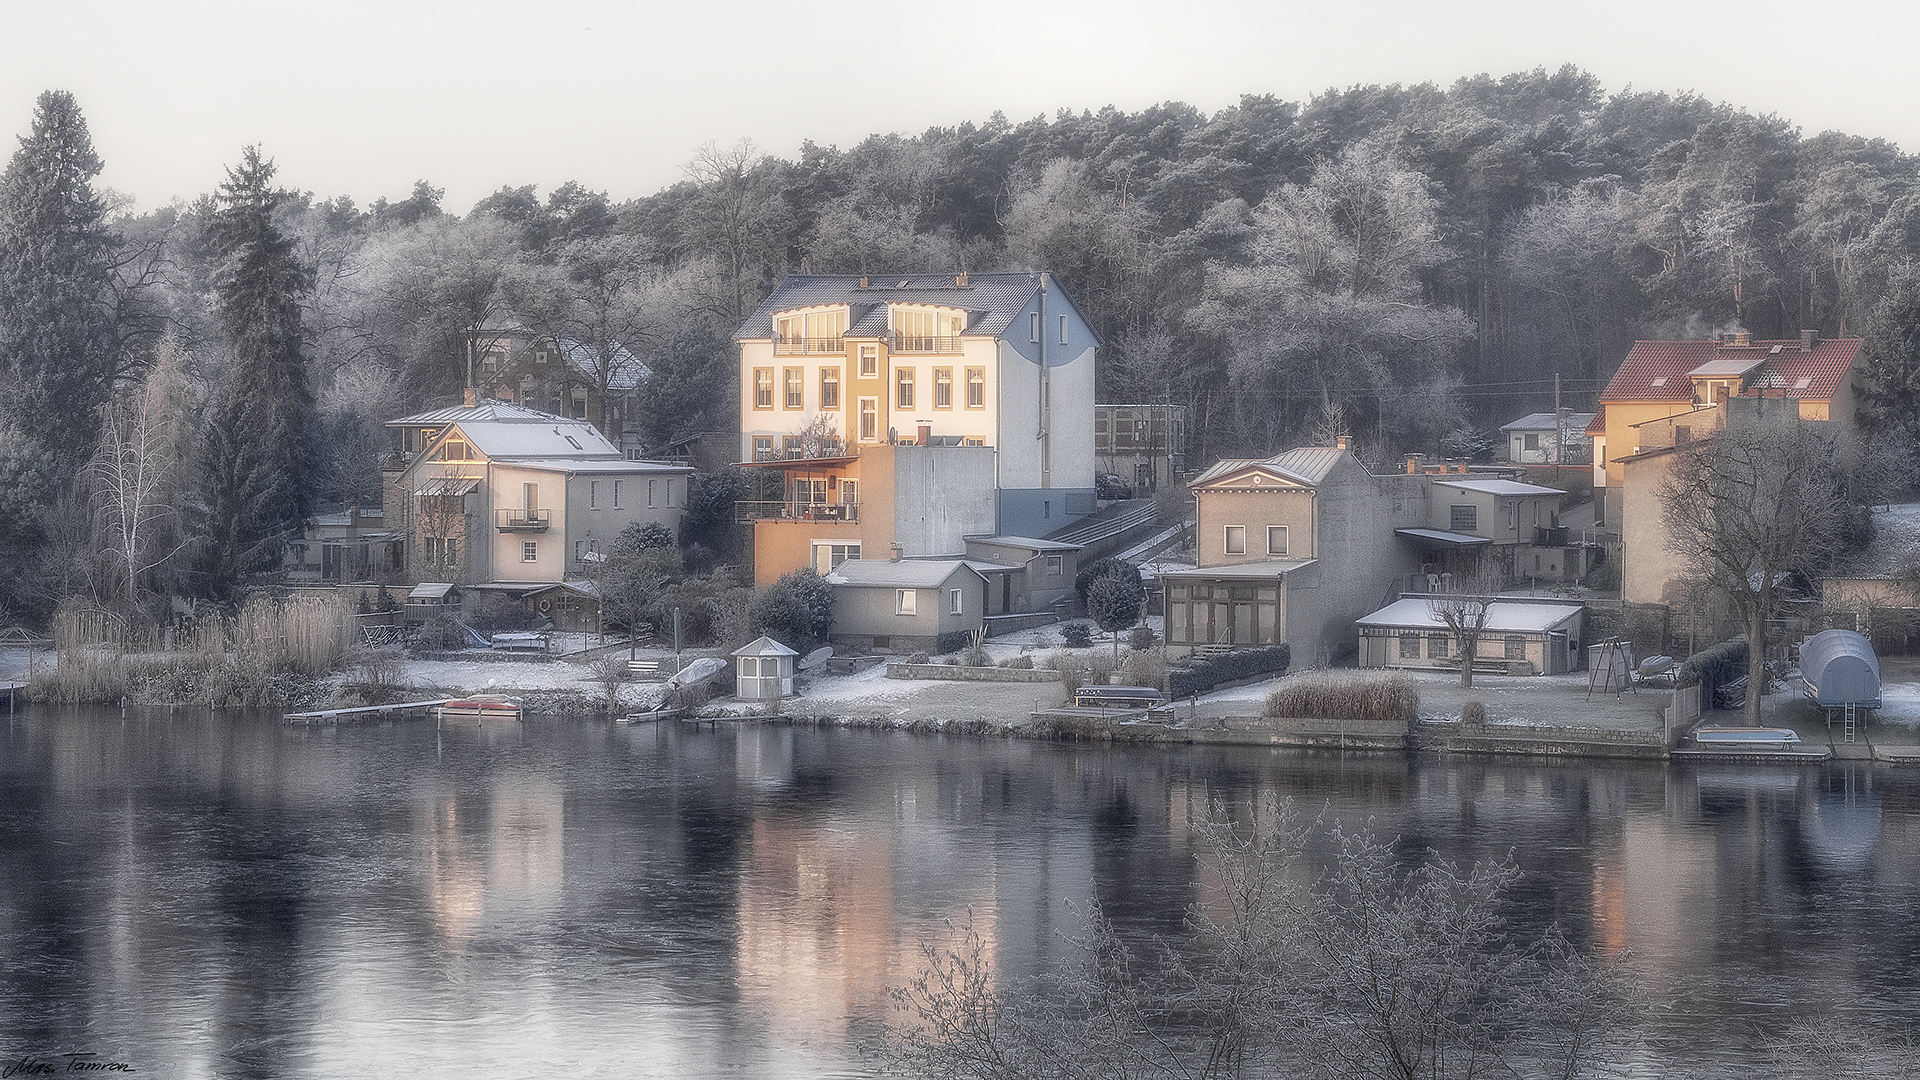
left=404, top=582, right=460, bottom=624
left=1356, top=597, right=1585, bottom=675
left=733, top=636, right=797, bottom=700
left=1799, top=629, right=1881, bottom=709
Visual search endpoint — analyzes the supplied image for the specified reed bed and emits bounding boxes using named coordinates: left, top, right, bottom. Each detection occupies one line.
left=1263, top=671, right=1419, bottom=724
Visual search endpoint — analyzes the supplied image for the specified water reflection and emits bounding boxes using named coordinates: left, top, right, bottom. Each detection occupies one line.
left=3, top=709, right=1919, bottom=1077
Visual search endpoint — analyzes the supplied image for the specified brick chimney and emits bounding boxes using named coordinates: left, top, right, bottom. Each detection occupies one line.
left=1406, top=454, right=1424, bottom=474
left=1733, top=330, right=1752, bottom=348
left=1801, top=329, right=1819, bottom=351
left=956, top=272, right=968, bottom=287
left=1334, top=435, right=1349, bottom=450
left=916, top=422, right=931, bottom=446
left=463, top=386, right=478, bottom=408
left=858, top=275, right=869, bottom=288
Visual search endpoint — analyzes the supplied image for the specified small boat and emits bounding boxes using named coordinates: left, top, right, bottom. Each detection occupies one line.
left=1694, top=726, right=1801, bottom=748
left=667, top=656, right=727, bottom=691
left=435, top=695, right=524, bottom=725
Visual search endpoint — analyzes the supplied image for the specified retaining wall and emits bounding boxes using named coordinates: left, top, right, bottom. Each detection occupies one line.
left=886, top=663, right=1064, bottom=683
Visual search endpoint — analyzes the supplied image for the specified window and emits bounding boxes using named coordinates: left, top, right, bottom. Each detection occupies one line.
left=820, top=367, right=840, bottom=409
left=858, top=344, right=879, bottom=378
left=1059, top=314, right=1069, bottom=344
left=1428, top=634, right=1448, bottom=658
left=1675, top=425, right=1691, bottom=444
left=521, top=541, right=538, bottom=563
left=648, top=479, right=658, bottom=507
left=1045, top=554, right=1064, bottom=576
left=839, top=479, right=858, bottom=507
left=1266, top=525, right=1289, bottom=556
left=813, top=542, right=860, bottom=572
left=858, top=398, right=878, bottom=442
left=950, top=589, right=963, bottom=615
left=890, top=307, right=964, bottom=351
left=436, top=438, right=471, bottom=461
left=752, top=367, right=774, bottom=409
left=896, top=367, right=915, bottom=408
left=1524, top=433, right=1540, bottom=451
left=664, top=480, right=674, bottom=507
left=1400, top=633, right=1421, bottom=659
left=574, top=538, right=600, bottom=563
left=752, top=436, right=774, bottom=460
left=1505, top=635, right=1527, bottom=660
left=563, top=434, right=582, bottom=450
left=965, top=367, right=985, bottom=408
left=571, top=395, right=587, bottom=420
left=933, top=367, right=953, bottom=408
left=784, top=367, right=804, bottom=408
left=1029, top=312, right=1040, bottom=342
left=1506, top=505, right=1516, bottom=530
left=774, top=307, right=847, bottom=351
left=1224, top=525, right=1247, bottom=555
left=445, top=537, right=457, bottom=567
left=1450, top=505, right=1477, bottom=532
left=523, top=482, right=538, bottom=510
left=896, top=589, right=917, bottom=616
left=589, top=481, right=600, bottom=509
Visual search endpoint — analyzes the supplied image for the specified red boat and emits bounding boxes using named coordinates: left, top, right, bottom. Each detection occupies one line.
left=435, top=696, right=524, bottom=725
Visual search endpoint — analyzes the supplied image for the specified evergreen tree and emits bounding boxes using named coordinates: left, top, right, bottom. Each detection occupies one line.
left=201, top=146, right=318, bottom=592
left=0, top=90, right=116, bottom=472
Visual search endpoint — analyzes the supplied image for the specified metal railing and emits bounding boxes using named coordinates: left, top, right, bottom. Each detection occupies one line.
left=772, top=335, right=845, bottom=355
left=751, top=438, right=851, bottom=461
left=889, top=333, right=964, bottom=354
left=1534, top=526, right=1570, bottom=547
left=495, top=508, right=551, bottom=530
left=735, top=500, right=861, bottom=524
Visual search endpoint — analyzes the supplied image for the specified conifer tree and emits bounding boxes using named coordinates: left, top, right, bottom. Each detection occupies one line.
left=201, top=146, right=318, bottom=591
left=0, top=90, right=116, bottom=472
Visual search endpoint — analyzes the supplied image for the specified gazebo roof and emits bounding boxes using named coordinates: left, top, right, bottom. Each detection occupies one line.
left=732, top=635, right=799, bottom=658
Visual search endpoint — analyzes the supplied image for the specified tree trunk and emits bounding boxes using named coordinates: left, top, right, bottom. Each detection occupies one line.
left=1460, top=639, right=1474, bottom=688
left=1745, top=587, right=1768, bottom=724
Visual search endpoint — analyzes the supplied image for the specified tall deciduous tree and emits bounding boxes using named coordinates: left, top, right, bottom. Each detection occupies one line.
left=201, top=146, right=318, bottom=593
left=0, top=90, right=116, bottom=472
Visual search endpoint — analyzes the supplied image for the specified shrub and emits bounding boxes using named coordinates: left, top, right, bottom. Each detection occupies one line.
left=1169, top=645, right=1291, bottom=698
left=998, top=655, right=1034, bottom=669
left=417, top=617, right=464, bottom=651
left=1061, top=622, right=1094, bottom=648
left=1119, top=648, right=1166, bottom=689
left=1263, top=671, right=1418, bottom=724
left=754, top=568, right=834, bottom=650
left=1128, top=625, right=1159, bottom=651
left=1461, top=700, right=1486, bottom=726
left=935, top=630, right=974, bottom=654
left=1088, top=652, right=1116, bottom=685
left=1053, top=654, right=1089, bottom=695
left=905, top=651, right=930, bottom=664
left=1677, top=636, right=1747, bottom=693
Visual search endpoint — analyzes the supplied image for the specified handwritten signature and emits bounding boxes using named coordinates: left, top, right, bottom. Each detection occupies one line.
left=2, top=1054, right=136, bottom=1076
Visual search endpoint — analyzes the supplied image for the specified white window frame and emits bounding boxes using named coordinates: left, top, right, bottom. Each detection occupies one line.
left=648, top=479, right=658, bottom=508
left=1266, top=525, right=1289, bottom=556
left=950, top=588, right=963, bottom=615
left=1059, top=314, right=1068, bottom=344
left=589, top=480, right=600, bottom=510
left=522, top=541, right=538, bottom=563
left=858, top=398, right=879, bottom=443
left=1029, top=312, right=1040, bottom=342
left=821, top=366, right=840, bottom=410
left=1224, top=525, right=1247, bottom=556
left=612, top=480, right=622, bottom=509
left=896, top=589, right=917, bottom=616
left=858, top=344, right=879, bottom=378
left=1045, top=554, right=1064, bottom=576
left=896, top=367, right=915, bottom=409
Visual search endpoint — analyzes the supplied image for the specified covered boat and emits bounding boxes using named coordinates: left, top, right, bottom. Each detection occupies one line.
left=1799, top=629, right=1881, bottom=709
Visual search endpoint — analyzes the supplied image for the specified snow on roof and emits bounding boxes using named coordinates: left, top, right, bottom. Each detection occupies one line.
left=733, top=635, right=799, bottom=657
left=735, top=273, right=1051, bottom=340
left=1189, top=446, right=1349, bottom=488
left=408, top=582, right=456, bottom=600
left=500, top=458, right=692, bottom=475
left=967, top=535, right=1082, bottom=552
left=457, top=418, right=621, bottom=459
left=1431, top=478, right=1566, bottom=497
left=1500, top=411, right=1595, bottom=433
left=386, top=399, right=562, bottom=427
left=825, top=559, right=984, bottom=588
left=1356, top=598, right=1583, bottom=633
left=1158, top=559, right=1318, bottom=581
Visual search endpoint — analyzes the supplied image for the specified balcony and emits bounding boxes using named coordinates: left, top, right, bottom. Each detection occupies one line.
left=496, top=508, right=551, bottom=531
left=772, top=335, right=845, bottom=355
left=736, top=500, right=860, bottom=524
left=889, top=333, right=963, bottom=354
left=1534, top=526, right=1570, bottom=547
left=752, top=437, right=852, bottom=462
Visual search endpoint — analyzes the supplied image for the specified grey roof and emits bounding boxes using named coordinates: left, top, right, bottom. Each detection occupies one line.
left=501, top=458, right=692, bottom=475
left=825, top=559, right=985, bottom=589
left=408, top=582, right=456, bottom=599
left=1357, top=598, right=1583, bottom=633
left=558, top=338, right=648, bottom=391
left=1397, top=528, right=1493, bottom=547
left=1190, top=446, right=1349, bottom=488
left=733, top=634, right=799, bottom=657
left=387, top=399, right=565, bottom=427
left=959, top=559, right=1022, bottom=575
left=1431, top=478, right=1566, bottom=497
left=1500, top=411, right=1595, bottom=433
left=735, top=273, right=1049, bottom=340
left=967, top=535, right=1083, bottom=553
left=1159, top=559, right=1317, bottom=581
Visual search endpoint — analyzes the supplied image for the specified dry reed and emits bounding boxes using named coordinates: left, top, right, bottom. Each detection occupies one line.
left=1264, top=671, right=1419, bottom=724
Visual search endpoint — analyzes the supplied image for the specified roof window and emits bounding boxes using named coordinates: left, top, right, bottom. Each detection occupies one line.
left=1650, top=377, right=1667, bottom=388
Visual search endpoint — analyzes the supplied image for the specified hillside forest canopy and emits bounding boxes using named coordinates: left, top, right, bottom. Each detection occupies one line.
left=8, top=65, right=1920, bottom=620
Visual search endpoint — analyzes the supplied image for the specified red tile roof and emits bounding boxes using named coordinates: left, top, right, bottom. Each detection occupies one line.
left=1584, top=406, right=1606, bottom=436
left=1598, top=338, right=1862, bottom=404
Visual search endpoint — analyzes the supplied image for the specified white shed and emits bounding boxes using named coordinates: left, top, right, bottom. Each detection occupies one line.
left=732, top=636, right=798, bottom=700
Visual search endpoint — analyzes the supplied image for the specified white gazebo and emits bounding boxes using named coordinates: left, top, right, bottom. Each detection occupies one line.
left=732, top=636, right=798, bottom=700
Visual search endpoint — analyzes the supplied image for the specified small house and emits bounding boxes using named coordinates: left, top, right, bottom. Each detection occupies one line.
left=1356, top=597, right=1585, bottom=675
left=962, top=535, right=1083, bottom=614
left=733, top=636, right=798, bottom=699
left=825, top=559, right=987, bottom=653
left=404, top=582, right=461, bottom=624
left=1499, top=411, right=1593, bottom=465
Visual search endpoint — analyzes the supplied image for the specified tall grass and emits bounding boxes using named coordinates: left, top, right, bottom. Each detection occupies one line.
left=33, top=593, right=356, bottom=706
left=1264, top=671, right=1419, bottom=724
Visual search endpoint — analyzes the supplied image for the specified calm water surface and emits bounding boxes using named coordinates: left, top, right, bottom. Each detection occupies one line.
left=2, top=707, right=1916, bottom=1077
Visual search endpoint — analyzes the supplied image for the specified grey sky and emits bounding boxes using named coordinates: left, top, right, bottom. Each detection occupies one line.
left=7, top=0, right=1917, bottom=213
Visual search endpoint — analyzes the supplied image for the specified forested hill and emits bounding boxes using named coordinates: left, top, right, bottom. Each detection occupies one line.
left=6, top=66, right=1920, bottom=609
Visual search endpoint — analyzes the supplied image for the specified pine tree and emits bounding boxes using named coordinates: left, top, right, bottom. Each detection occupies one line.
left=0, top=90, right=116, bottom=472
left=201, top=146, right=318, bottom=592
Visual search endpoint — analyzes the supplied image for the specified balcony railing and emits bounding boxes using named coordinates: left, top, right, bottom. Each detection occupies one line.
left=889, top=333, right=964, bottom=354
left=736, top=500, right=860, bottom=524
left=496, top=508, right=551, bottom=531
left=1534, top=526, right=1570, bottom=547
left=752, top=437, right=851, bottom=462
left=772, top=335, right=845, bottom=355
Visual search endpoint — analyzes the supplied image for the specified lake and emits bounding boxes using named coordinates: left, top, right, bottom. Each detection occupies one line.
left=2, top=707, right=1915, bottom=1077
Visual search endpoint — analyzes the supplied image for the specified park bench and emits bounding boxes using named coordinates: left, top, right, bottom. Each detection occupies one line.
left=1075, top=684, right=1162, bottom=710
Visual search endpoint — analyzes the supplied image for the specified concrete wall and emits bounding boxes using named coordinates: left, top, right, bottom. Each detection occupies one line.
left=1306, top=463, right=1425, bottom=665
left=887, top=444, right=997, bottom=556
left=1620, top=450, right=1681, bottom=605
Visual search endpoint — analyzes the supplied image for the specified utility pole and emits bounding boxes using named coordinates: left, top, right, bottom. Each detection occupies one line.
left=1553, top=372, right=1563, bottom=476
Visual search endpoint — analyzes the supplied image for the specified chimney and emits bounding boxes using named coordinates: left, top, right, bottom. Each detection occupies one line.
left=1334, top=434, right=1349, bottom=450
left=1733, top=330, right=1751, bottom=348
left=916, top=422, right=931, bottom=446
left=1406, top=454, right=1423, bottom=475
left=1801, top=329, right=1819, bottom=351
left=889, top=543, right=904, bottom=562
left=463, top=387, right=478, bottom=408
left=956, top=272, right=968, bottom=287
left=858, top=275, right=869, bottom=288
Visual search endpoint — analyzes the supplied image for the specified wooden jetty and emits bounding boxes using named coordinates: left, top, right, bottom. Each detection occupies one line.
left=286, top=699, right=453, bottom=725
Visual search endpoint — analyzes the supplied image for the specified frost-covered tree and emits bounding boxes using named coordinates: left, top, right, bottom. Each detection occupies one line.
left=200, top=146, right=318, bottom=593
left=0, top=90, right=117, bottom=471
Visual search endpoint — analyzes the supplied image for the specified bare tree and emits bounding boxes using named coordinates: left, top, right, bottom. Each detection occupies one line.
left=1660, top=412, right=1845, bottom=722
left=1428, top=576, right=1495, bottom=688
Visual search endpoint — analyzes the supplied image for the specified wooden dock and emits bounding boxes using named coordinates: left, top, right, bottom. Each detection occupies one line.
left=286, top=699, right=453, bottom=725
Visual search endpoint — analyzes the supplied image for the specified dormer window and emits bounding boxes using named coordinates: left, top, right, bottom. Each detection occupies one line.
left=564, top=435, right=583, bottom=450
left=774, top=307, right=848, bottom=354
left=436, top=438, right=472, bottom=461
left=890, top=306, right=965, bottom=353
